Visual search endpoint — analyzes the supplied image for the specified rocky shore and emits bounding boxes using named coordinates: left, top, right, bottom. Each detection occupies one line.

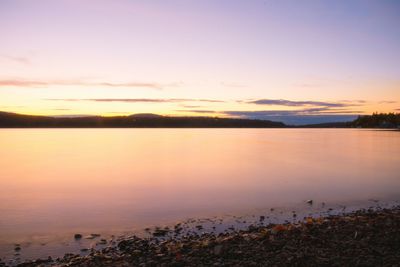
left=2, top=205, right=399, bottom=267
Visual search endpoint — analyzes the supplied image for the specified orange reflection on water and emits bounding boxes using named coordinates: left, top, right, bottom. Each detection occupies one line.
left=0, top=129, right=399, bottom=242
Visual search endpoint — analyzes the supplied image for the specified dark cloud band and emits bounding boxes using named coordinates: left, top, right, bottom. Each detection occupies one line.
left=45, top=98, right=225, bottom=103
left=245, top=99, right=363, bottom=108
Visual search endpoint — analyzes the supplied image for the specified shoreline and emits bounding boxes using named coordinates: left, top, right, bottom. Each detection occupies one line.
left=1, top=198, right=397, bottom=264
left=2, top=204, right=400, bottom=267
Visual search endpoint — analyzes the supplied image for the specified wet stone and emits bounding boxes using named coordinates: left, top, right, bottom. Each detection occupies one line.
left=74, top=234, right=82, bottom=240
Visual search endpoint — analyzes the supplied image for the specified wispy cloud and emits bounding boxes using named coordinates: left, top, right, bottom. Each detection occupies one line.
left=178, top=107, right=362, bottom=116
left=379, top=100, right=397, bottom=104
left=82, top=98, right=170, bottom=103
left=45, top=98, right=225, bottom=103
left=244, top=99, right=363, bottom=108
left=0, top=80, right=48, bottom=87
left=0, top=55, right=30, bottom=65
left=181, top=105, right=203, bottom=108
left=0, top=78, right=178, bottom=90
left=175, top=109, right=216, bottom=114
left=339, top=100, right=367, bottom=104
left=223, top=108, right=362, bottom=117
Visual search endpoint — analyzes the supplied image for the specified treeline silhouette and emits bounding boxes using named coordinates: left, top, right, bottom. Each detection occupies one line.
left=351, top=113, right=400, bottom=128
left=0, top=111, right=399, bottom=128
left=0, top=112, right=285, bottom=128
left=298, top=113, right=400, bottom=128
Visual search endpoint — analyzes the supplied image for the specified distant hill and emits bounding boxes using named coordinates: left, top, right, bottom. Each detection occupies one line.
left=297, top=121, right=351, bottom=128
left=0, top=111, right=285, bottom=128
left=129, top=113, right=163, bottom=118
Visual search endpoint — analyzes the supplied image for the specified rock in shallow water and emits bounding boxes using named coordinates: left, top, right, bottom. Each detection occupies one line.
left=74, top=234, right=82, bottom=240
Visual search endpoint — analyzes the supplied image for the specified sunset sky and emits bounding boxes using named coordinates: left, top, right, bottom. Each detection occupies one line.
left=1, top=0, right=399, bottom=124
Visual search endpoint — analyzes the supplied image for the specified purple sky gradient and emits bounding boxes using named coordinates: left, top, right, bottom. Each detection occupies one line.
left=0, top=0, right=399, bottom=123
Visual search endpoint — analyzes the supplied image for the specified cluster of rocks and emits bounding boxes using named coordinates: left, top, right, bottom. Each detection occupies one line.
left=1, top=205, right=399, bottom=266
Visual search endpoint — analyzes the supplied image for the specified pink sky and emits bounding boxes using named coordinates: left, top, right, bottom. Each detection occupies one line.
left=0, top=0, right=399, bottom=123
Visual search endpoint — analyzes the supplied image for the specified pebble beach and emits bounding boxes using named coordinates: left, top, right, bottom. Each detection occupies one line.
left=3, top=204, right=400, bottom=267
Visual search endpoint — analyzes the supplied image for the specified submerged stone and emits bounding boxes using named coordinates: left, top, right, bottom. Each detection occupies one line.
left=74, top=234, right=82, bottom=240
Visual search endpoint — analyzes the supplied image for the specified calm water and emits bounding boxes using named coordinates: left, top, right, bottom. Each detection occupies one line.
left=0, top=129, right=399, bottom=261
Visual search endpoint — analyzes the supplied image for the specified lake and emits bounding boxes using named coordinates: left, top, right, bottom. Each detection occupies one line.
left=0, top=129, right=399, bottom=262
